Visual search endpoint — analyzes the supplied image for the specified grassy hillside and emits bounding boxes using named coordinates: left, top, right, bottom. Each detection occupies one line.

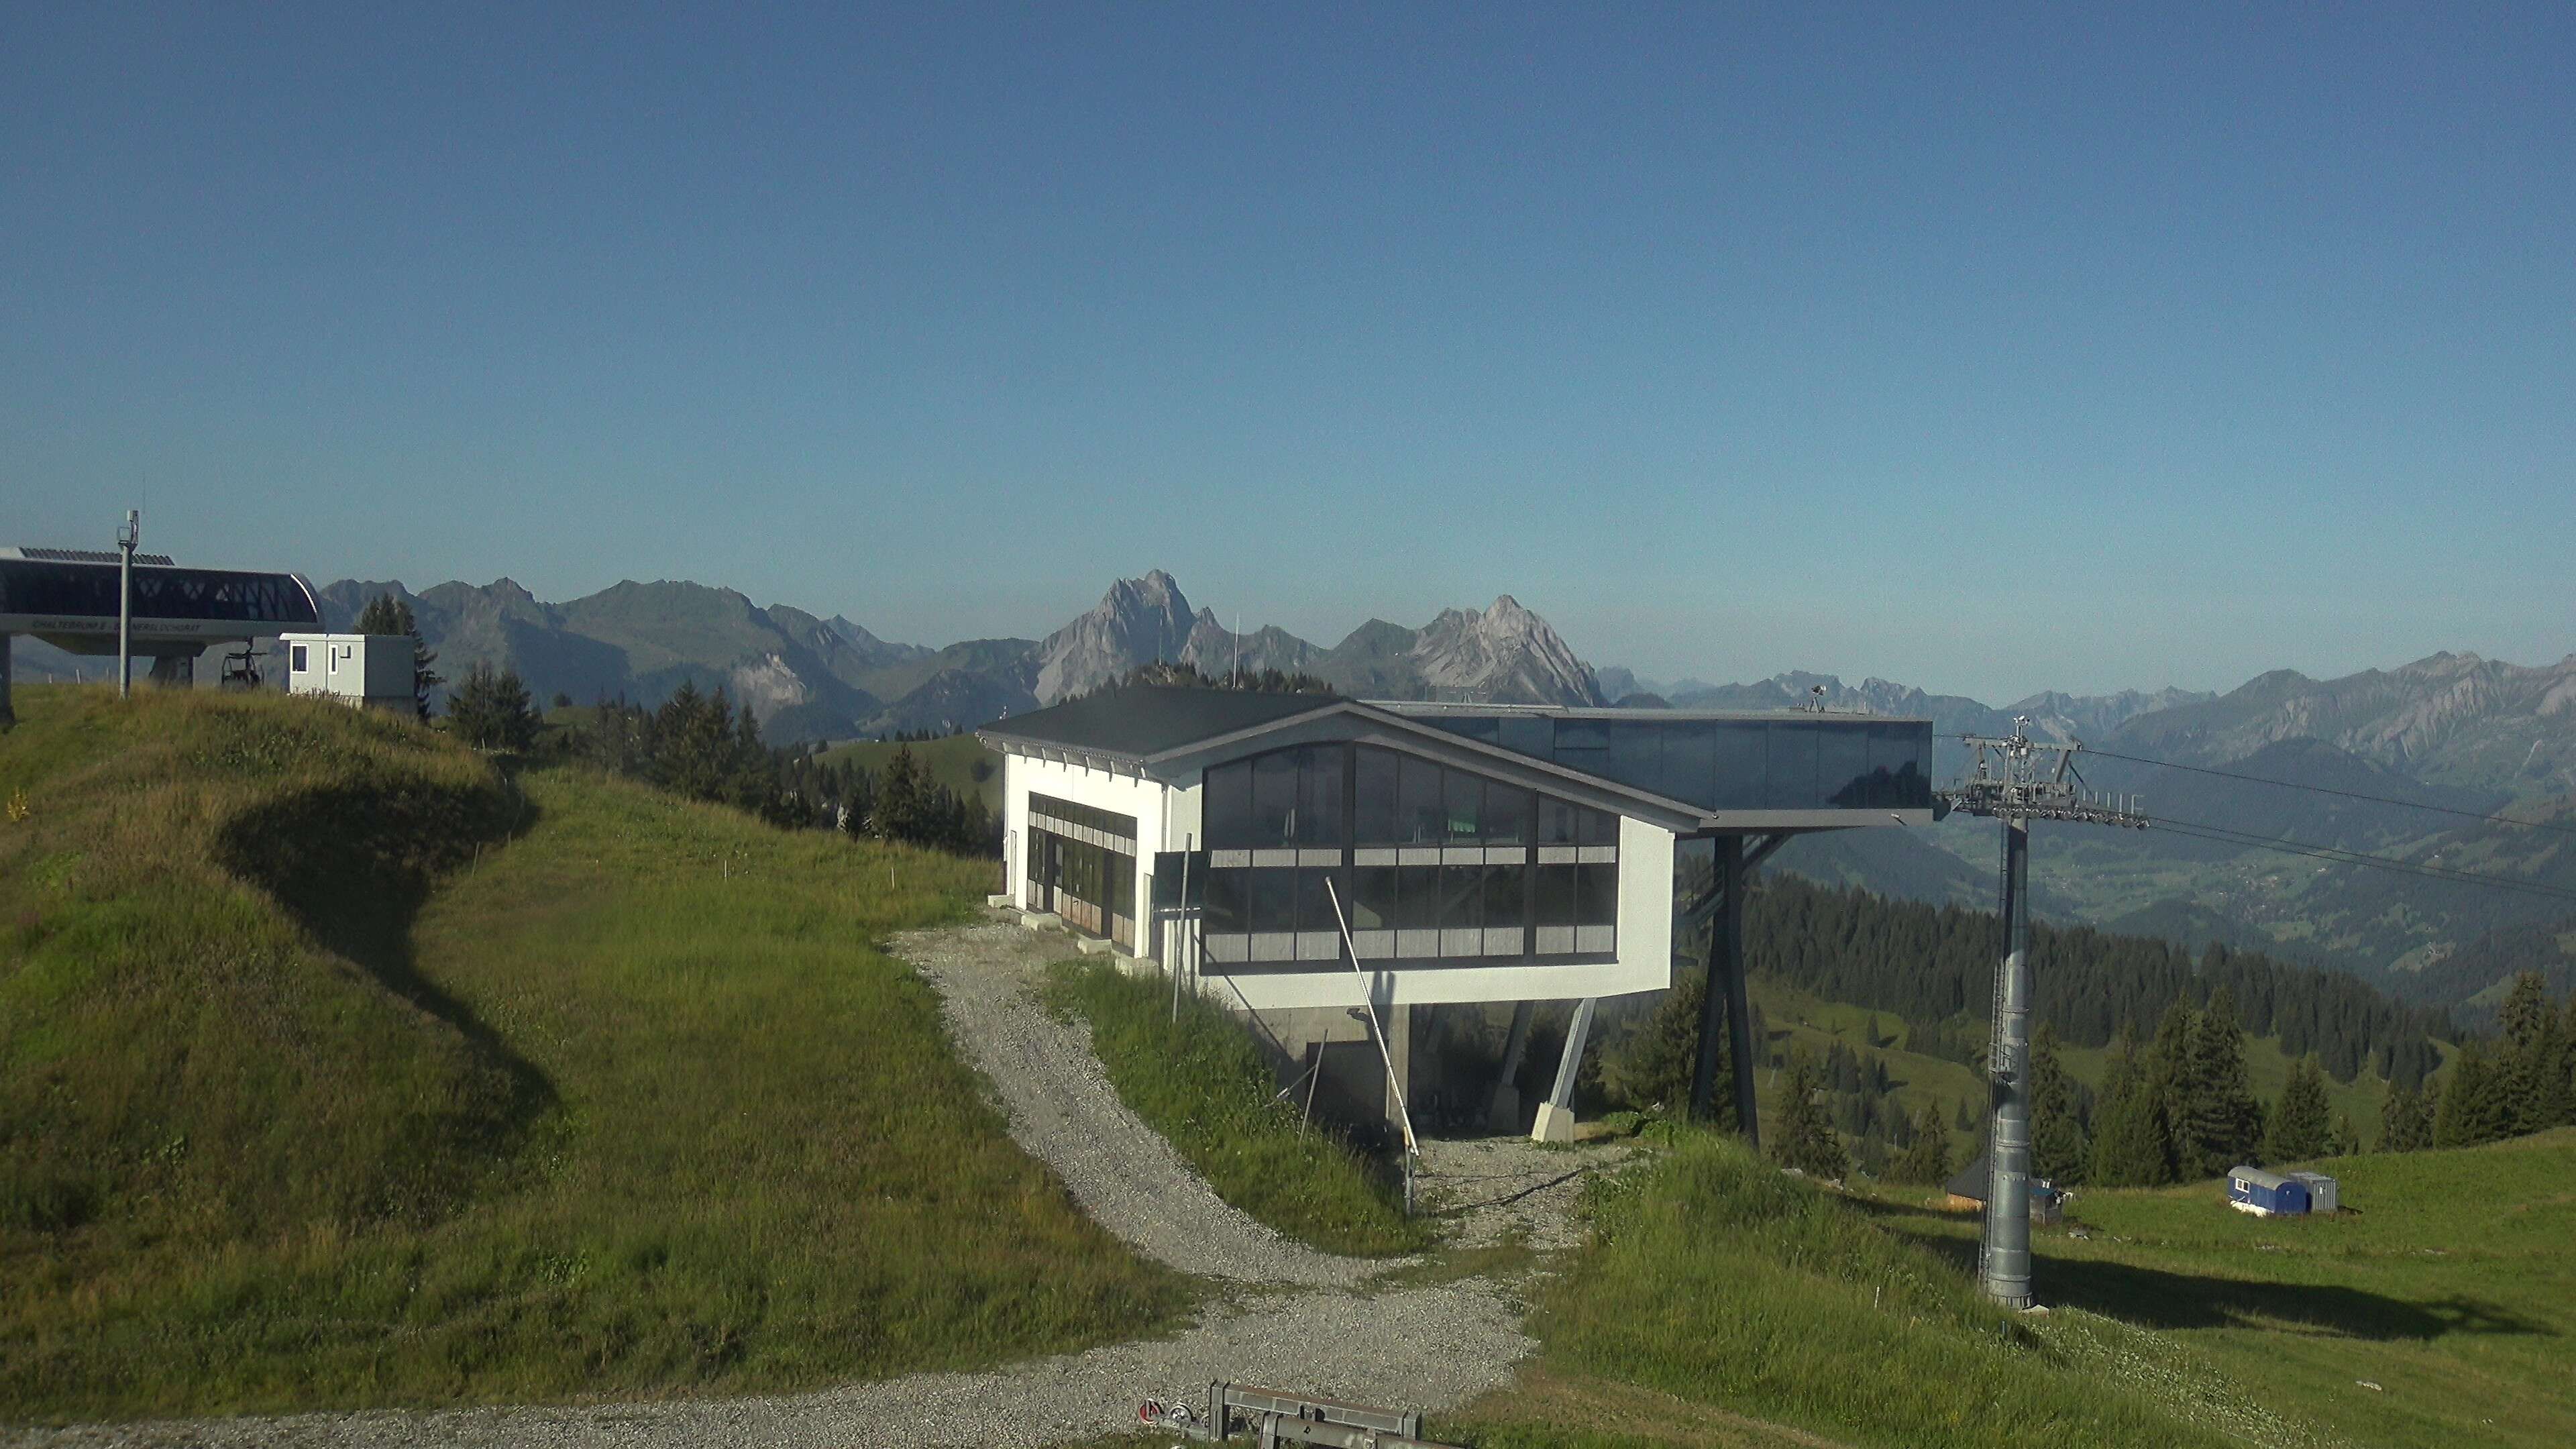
left=1046, top=959, right=1425, bottom=1255
left=1868, top=1130, right=2576, bottom=1449
left=1, top=685, right=1185, bottom=1419
left=816, top=734, right=1004, bottom=812
left=1452, top=1134, right=2282, bottom=1449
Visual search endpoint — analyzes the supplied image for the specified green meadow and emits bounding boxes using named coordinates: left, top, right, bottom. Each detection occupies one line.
left=0, top=686, right=1185, bottom=1419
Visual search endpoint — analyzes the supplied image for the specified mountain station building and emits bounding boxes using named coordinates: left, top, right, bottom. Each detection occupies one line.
left=980, top=686, right=1933, bottom=1141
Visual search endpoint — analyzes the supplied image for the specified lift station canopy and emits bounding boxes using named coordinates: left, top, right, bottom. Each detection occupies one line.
left=0, top=547, right=321, bottom=656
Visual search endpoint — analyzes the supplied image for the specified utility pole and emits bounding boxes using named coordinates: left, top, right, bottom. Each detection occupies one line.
left=117, top=509, right=140, bottom=698
left=1943, top=718, right=2145, bottom=1309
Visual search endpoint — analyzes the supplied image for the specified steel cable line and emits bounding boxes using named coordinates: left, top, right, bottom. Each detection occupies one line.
left=2137, top=812, right=2576, bottom=904
left=2069, top=743, right=2576, bottom=841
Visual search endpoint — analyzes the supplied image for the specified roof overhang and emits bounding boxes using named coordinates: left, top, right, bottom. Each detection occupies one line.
left=986, top=697, right=1929, bottom=836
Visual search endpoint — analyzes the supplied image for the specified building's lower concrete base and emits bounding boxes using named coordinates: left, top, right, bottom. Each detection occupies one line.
left=986, top=894, right=1014, bottom=909
left=1530, top=1100, right=1577, bottom=1144
left=1075, top=934, right=1115, bottom=956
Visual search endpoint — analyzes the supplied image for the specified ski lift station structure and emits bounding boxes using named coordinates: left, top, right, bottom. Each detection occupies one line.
left=0, top=546, right=322, bottom=723
left=979, top=686, right=1935, bottom=1142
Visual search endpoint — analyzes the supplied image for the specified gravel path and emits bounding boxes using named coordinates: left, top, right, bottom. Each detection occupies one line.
left=896, top=917, right=1375, bottom=1289
left=8, top=913, right=1621, bottom=1449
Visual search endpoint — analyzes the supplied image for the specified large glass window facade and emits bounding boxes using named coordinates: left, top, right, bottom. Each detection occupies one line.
left=1026, top=793, right=1139, bottom=949
left=1419, top=714, right=1933, bottom=812
left=1200, top=743, right=1619, bottom=968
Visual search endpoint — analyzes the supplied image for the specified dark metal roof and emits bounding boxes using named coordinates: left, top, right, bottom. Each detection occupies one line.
left=979, top=685, right=1341, bottom=759
left=1945, top=1151, right=1990, bottom=1200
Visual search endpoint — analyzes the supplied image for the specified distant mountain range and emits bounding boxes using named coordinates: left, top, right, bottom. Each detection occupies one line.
left=17, top=560, right=2571, bottom=1014
left=274, top=569, right=1605, bottom=741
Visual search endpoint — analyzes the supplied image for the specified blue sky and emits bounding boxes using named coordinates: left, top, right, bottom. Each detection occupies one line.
left=6, top=4, right=2570, bottom=702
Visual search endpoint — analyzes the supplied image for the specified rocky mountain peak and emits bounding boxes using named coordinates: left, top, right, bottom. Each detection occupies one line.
left=1033, top=572, right=1200, bottom=703
left=1409, top=595, right=1601, bottom=705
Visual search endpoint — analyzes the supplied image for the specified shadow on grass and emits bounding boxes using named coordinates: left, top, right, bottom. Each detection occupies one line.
left=218, top=775, right=559, bottom=1139
left=1888, top=1220, right=2551, bottom=1342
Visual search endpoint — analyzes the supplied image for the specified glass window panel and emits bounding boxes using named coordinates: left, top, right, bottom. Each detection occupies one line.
left=1253, top=753, right=1298, bottom=847
left=1483, top=783, right=1529, bottom=844
left=1249, top=867, right=1297, bottom=934
left=1537, top=796, right=1576, bottom=845
left=1298, top=744, right=1345, bottom=847
left=1205, top=868, right=1247, bottom=934
left=1533, top=863, right=1577, bottom=927
left=1607, top=721, right=1661, bottom=794
left=1442, top=864, right=1485, bottom=931
left=1554, top=718, right=1611, bottom=751
left=1485, top=862, right=1525, bottom=936
left=1354, top=746, right=1399, bottom=844
left=1498, top=716, right=1551, bottom=757
left=1443, top=769, right=1483, bottom=841
left=1576, top=862, right=1619, bottom=926
left=1870, top=722, right=1930, bottom=809
left=1578, top=806, right=1619, bottom=846
left=1354, top=865, right=1399, bottom=931
left=1765, top=722, right=1821, bottom=809
left=1660, top=721, right=1718, bottom=806
left=1399, top=755, right=1445, bottom=844
left=1710, top=723, right=1767, bottom=809
left=1297, top=867, right=1344, bottom=935
left=1818, top=725, right=1872, bottom=808
left=1397, top=864, right=1442, bottom=930
left=1205, top=761, right=1254, bottom=848
left=1446, top=717, right=1500, bottom=743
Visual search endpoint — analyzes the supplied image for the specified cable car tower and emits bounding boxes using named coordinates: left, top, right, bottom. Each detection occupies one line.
left=1943, top=718, right=2146, bottom=1309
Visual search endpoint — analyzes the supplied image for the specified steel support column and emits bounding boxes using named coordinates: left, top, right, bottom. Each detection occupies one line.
left=1688, top=835, right=1761, bottom=1146
left=1981, top=816, right=2035, bottom=1308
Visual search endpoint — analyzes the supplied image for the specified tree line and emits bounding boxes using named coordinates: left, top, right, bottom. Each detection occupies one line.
left=1747, top=874, right=2453, bottom=1089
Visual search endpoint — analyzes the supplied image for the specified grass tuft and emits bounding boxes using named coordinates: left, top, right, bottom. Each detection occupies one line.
left=1044, top=959, right=1428, bottom=1256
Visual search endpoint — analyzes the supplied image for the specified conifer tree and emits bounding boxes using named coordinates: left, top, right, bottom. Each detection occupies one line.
left=2178, top=987, right=2266, bottom=1177
left=1768, top=1050, right=1847, bottom=1179
left=2088, top=1032, right=2176, bottom=1187
left=2432, top=1042, right=2512, bottom=1148
left=2029, top=1020, right=2088, bottom=1184
left=1890, top=1099, right=1952, bottom=1185
left=354, top=593, right=441, bottom=720
left=869, top=745, right=931, bottom=844
left=1600, top=967, right=1711, bottom=1118
left=2267, top=1056, right=2332, bottom=1163
left=446, top=662, right=539, bottom=751
left=2378, top=1083, right=2431, bottom=1152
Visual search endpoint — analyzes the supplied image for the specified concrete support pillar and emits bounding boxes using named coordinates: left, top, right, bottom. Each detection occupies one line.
left=1489, top=1000, right=1536, bottom=1132
left=1532, top=997, right=1597, bottom=1143
left=1380, top=1002, right=1413, bottom=1131
left=148, top=654, right=195, bottom=688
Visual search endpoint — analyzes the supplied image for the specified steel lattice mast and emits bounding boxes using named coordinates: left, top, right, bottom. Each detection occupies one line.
left=1941, top=718, right=2145, bottom=1309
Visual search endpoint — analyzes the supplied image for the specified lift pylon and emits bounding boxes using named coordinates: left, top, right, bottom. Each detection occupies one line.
left=1942, top=719, right=2145, bottom=1309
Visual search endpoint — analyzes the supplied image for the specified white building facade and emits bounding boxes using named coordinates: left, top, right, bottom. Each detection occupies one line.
left=280, top=633, right=416, bottom=712
left=983, top=688, right=1934, bottom=1138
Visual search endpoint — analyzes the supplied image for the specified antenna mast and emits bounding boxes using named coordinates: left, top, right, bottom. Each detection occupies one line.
left=1942, top=718, right=2145, bottom=1310
left=117, top=508, right=141, bottom=699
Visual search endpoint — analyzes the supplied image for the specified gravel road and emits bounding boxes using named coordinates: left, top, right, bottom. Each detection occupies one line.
left=9, top=913, right=1619, bottom=1449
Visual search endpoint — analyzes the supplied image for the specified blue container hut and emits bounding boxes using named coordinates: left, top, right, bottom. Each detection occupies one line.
left=2226, top=1166, right=2312, bottom=1217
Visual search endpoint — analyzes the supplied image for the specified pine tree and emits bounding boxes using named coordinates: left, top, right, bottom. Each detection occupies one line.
left=1600, top=967, right=1714, bottom=1119
left=445, top=662, right=538, bottom=751
left=2029, top=1020, right=2088, bottom=1185
left=2267, top=1056, right=2332, bottom=1163
left=1768, top=1050, right=1847, bottom=1179
left=2177, top=988, right=2266, bottom=1177
left=2378, top=1083, right=2430, bottom=1152
left=2088, top=1032, right=2177, bottom=1187
left=2432, top=1042, right=2513, bottom=1148
left=353, top=593, right=441, bottom=720
left=869, top=745, right=931, bottom=844
left=1890, top=1099, right=1953, bottom=1185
